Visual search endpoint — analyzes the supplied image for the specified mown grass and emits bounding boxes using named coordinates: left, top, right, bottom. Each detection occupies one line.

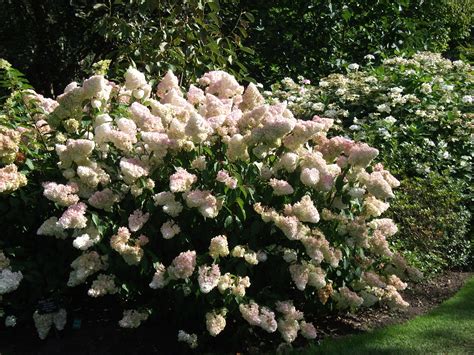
left=304, top=277, right=474, bottom=355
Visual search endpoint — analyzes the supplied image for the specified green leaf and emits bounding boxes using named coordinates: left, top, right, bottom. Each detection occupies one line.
left=25, top=158, right=34, bottom=170
left=93, top=3, right=107, bottom=10
left=335, top=175, right=344, bottom=192
left=224, top=215, right=233, bottom=229
left=235, top=197, right=246, bottom=220
left=342, top=8, right=352, bottom=22
left=244, top=12, right=255, bottom=22
left=91, top=213, right=100, bottom=227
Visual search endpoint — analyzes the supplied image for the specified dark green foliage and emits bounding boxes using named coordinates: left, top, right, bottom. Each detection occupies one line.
left=0, top=0, right=106, bottom=96
left=240, top=0, right=473, bottom=85
left=74, top=0, right=255, bottom=85
left=0, top=0, right=253, bottom=95
left=1, top=0, right=472, bottom=92
left=388, top=174, right=473, bottom=275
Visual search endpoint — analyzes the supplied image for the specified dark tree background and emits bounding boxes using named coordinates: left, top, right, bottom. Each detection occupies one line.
left=0, top=0, right=472, bottom=94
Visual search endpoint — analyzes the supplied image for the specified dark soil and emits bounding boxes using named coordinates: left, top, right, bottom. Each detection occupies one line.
left=0, top=271, right=471, bottom=355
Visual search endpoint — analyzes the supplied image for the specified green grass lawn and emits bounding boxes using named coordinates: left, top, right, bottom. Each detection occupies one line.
left=305, top=277, right=474, bottom=355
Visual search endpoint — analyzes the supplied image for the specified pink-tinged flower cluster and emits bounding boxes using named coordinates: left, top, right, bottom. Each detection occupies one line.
left=128, top=209, right=150, bottom=232
left=277, top=152, right=299, bottom=172
left=125, top=67, right=151, bottom=100
left=301, top=230, right=342, bottom=266
left=153, top=191, right=183, bottom=217
left=205, top=309, right=227, bottom=336
left=0, top=126, right=21, bottom=164
left=67, top=251, right=107, bottom=287
left=269, top=179, right=294, bottom=196
left=300, top=167, right=320, bottom=187
left=110, top=227, right=144, bottom=265
left=231, top=245, right=259, bottom=265
left=383, top=285, right=409, bottom=309
left=88, top=274, right=118, bottom=297
left=55, top=139, right=95, bottom=168
left=160, top=220, right=181, bottom=239
left=37, top=217, right=67, bottom=239
left=239, top=301, right=278, bottom=333
left=184, top=190, right=222, bottom=218
left=0, top=268, right=23, bottom=295
left=359, top=170, right=397, bottom=199
left=284, top=195, right=320, bottom=223
left=198, top=264, right=221, bottom=293
left=168, top=250, right=196, bottom=280
left=169, top=167, right=197, bottom=192
left=275, top=301, right=316, bottom=343
left=254, top=203, right=309, bottom=241
left=88, top=188, right=119, bottom=210
left=149, top=263, right=168, bottom=289
left=119, top=158, right=149, bottom=184
left=72, top=225, right=101, bottom=250
left=0, top=164, right=27, bottom=193
left=191, top=155, right=207, bottom=171
left=300, top=321, right=317, bottom=339
left=42, top=181, right=79, bottom=206
left=58, top=202, right=88, bottom=229
left=289, top=262, right=326, bottom=291
left=217, top=273, right=251, bottom=297
left=347, top=143, right=379, bottom=167
left=333, top=287, right=364, bottom=309
left=216, top=170, right=238, bottom=189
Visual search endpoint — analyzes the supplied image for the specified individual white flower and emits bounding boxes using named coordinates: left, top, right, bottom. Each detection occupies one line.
left=300, top=168, right=320, bottom=187
left=462, top=95, right=472, bottom=104
left=178, top=330, right=198, bottom=349
left=0, top=268, right=23, bottom=294
left=124, top=67, right=147, bottom=90
left=348, top=63, right=359, bottom=70
left=209, top=235, right=230, bottom=259
left=384, top=116, right=397, bottom=124
left=160, top=220, right=181, bottom=239
left=5, top=315, right=16, bottom=327
left=206, top=310, right=227, bottom=337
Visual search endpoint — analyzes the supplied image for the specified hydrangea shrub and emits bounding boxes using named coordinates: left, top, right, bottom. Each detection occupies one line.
left=0, top=67, right=416, bottom=349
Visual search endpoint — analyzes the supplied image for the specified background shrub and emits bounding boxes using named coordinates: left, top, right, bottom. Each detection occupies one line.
left=387, top=174, right=472, bottom=275
left=240, top=0, right=473, bottom=85
left=1, top=0, right=472, bottom=94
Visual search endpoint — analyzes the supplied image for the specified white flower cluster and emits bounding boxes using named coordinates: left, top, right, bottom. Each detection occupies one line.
left=118, top=309, right=149, bottom=328
left=0, top=164, right=27, bottom=194
left=0, top=125, right=20, bottom=164
left=0, top=251, right=22, bottom=295
left=33, top=309, right=67, bottom=340
left=177, top=330, right=198, bottom=349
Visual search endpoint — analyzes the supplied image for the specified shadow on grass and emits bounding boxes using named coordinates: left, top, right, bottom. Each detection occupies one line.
left=304, top=277, right=474, bottom=355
